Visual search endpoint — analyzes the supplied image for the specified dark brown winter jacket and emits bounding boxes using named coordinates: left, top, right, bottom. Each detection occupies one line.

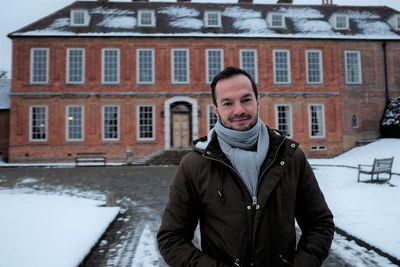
left=157, top=127, right=334, bottom=267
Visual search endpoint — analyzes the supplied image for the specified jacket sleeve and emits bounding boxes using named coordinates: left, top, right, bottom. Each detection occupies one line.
left=157, top=157, right=231, bottom=267
left=294, top=151, right=335, bottom=267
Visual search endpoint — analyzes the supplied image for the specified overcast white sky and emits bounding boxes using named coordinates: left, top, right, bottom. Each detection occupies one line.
left=1, top=0, right=400, bottom=75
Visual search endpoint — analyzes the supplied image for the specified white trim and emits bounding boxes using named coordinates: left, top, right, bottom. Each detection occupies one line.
left=273, top=49, right=291, bottom=84
left=305, top=49, right=323, bottom=84
left=206, top=48, right=224, bottom=83
left=266, top=12, right=286, bottom=29
left=164, top=96, right=198, bottom=149
left=65, top=105, right=84, bottom=141
left=207, top=104, right=217, bottom=131
left=102, top=104, right=120, bottom=141
left=136, top=105, right=156, bottom=141
left=70, top=9, right=90, bottom=27
left=138, top=10, right=156, bottom=27
left=330, top=14, right=349, bottom=30
left=274, top=104, right=293, bottom=138
left=308, top=104, right=326, bottom=138
left=101, top=48, right=120, bottom=84
left=29, top=105, right=48, bottom=142
left=344, top=50, right=362, bottom=84
left=137, top=48, right=155, bottom=84
left=30, top=48, right=49, bottom=84
left=240, top=49, right=258, bottom=83
left=204, top=11, right=222, bottom=28
left=171, top=48, right=190, bottom=84
left=66, top=48, right=85, bottom=84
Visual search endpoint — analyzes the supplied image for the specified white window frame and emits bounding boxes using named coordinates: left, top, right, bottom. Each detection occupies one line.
left=137, top=49, right=155, bottom=84
left=330, top=14, right=349, bottom=30
left=207, top=105, right=218, bottom=131
left=66, top=48, right=85, bottom=84
left=275, top=104, right=293, bottom=138
left=102, top=105, right=120, bottom=141
left=206, top=49, right=224, bottom=83
left=306, top=50, right=323, bottom=84
left=101, top=48, right=120, bottom=84
left=345, top=50, right=362, bottom=84
left=273, top=49, right=291, bottom=84
left=308, top=104, right=326, bottom=138
left=171, top=48, right=189, bottom=84
left=66, top=105, right=84, bottom=141
left=29, top=105, right=48, bottom=142
left=70, top=9, right=90, bottom=27
left=240, top=49, right=258, bottom=83
left=138, top=10, right=156, bottom=27
left=137, top=105, right=156, bottom=141
left=30, top=48, right=49, bottom=84
left=204, top=11, right=222, bottom=28
left=267, top=12, right=286, bottom=29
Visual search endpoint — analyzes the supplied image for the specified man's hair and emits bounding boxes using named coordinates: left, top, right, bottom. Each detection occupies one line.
left=210, top=66, right=258, bottom=106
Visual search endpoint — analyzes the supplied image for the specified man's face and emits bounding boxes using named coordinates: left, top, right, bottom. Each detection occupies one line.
left=212, top=74, right=259, bottom=131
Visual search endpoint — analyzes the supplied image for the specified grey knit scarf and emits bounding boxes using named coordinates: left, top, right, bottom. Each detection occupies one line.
left=214, top=119, right=269, bottom=197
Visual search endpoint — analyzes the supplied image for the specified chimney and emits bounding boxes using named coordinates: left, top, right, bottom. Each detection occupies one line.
left=277, top=0, right=293, bottom=4
left=97, top=0, right=109, bottom=2
left=177, top=0, right=191, bottom=2
left=322, top=0, right=333, bottom=5
left=239, top=0, right=253, bottom=3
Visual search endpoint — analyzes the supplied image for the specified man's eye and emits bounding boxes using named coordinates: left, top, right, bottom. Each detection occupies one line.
left=222, top=102, right=232, bottom=106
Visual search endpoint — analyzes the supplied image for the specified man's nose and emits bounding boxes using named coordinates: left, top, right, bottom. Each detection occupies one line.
left=233, top=103, right=245, bottom=115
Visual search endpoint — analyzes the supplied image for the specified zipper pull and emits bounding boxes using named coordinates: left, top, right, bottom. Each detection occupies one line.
left=252, top=196, right=257, bottom=206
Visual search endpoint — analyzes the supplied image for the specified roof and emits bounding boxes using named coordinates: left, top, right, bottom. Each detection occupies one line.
left=0, top=79, right=10, bottom=110
left=8, top=1, right=400, bottom=40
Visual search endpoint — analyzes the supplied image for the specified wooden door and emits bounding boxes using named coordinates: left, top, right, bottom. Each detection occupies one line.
left=172, top=113, right=190, bottom=149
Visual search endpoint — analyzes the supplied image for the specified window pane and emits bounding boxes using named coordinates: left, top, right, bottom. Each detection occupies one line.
left=68, top=49, right=84, bottom=83
left=31, top=106, right=47, bottom=140
left=241, top=50, right=257, bottom=82
left=102, top=49, right=119, bottom=83
left=346, top=51, right=361, bottom=84
left=139, top=106, right=154, bottom=139
left=207, top=50, right=222, bottom=83
left=276, top=105, right=292, bottom=137
left=103, top=106, right=119, bottom=140
left=274, top=50, right=289, bottom=83
left=138, top=49, right=154, bottom=83
left=31, top=49, right=48, bottom=83
left=310, top=105, right=325, bottom=137
left=140, top=11, right=154, bottom=26
left=307, top=51, right=322, bottom=83
left=67, top=106, right=83, bottom=140
left=208, top=105, right=217, bottom=131
left=172, top=49, right=188, bottom=83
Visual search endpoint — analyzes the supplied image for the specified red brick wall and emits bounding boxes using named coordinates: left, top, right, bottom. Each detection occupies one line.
left=0, top=110, right=9, bottom=160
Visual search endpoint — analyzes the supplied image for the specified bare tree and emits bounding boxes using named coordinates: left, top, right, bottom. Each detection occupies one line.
left=0, top=69, right=8, bottom=79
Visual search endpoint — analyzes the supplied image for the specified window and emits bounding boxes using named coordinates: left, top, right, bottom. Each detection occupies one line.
left=240, top=49, right=258, bottom=83
left=267, top=13, right=285, bottom=28
left=331, top=14, right=349, bottom=30
left=138, top=10, right=155, bottom=27
left=30, top=48, right=49, bottom=84
left=306, top=50, right=323, bottom=84
left=137, top=105, right=155, bottom=140
left=67, top=48, right=85, bottom=84
left=273, top=50, right=291, bottom=84
left=102, top=49, right=120, bottom=84
left=345, top=51, right=362, bottom=84
left=70, top=9, right=90, bottom=26
left=352, top=114, right=359, bottom=128
left=102, top=105, right=119, bottom=141
left=66, top=105, right=84, bottom=141
left=204, top=11, right=221, bottom=27
left=206, top=49, right=223, bottom=83
left=172, top=49, right=189, bottom=83
left=207, top=105, right=218, bottom=131
left=275, top=105, right=292, bottom=137
left=30, top=106, right=47, bottom=141
left=137, top=49, right=154, bottom=84
left=308, top=104, right=325, bottom=138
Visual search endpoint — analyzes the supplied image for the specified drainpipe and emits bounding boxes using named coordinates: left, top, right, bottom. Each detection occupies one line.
left=382, top=41, right=389, bottom=103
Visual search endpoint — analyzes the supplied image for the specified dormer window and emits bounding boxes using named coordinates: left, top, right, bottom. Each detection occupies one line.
left=70, top=9, right=90, bottom=27
left=330, top=14, right=349, bottom=30
left=387, top=14, right=400, bottom=31
left=204, top=11, right=221, bottom=28
left=138, top=10, right=156, bottom=27
left=267, top=12, right=286, bottom=29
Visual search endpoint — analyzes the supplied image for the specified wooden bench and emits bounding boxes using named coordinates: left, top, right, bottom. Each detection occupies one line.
left=75, top=152, right=107, bottom=166
left=357, top=157, right=394, bottom=182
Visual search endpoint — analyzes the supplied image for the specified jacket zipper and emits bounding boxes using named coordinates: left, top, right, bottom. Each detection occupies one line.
left=202, top=137, right=286, bottom=265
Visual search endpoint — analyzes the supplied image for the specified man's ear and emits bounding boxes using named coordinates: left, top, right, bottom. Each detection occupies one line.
left=211, top=104, right=219, bottom=119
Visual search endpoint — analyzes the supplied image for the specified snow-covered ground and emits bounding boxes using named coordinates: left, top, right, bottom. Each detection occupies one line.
left=0, top=138, right=399, bottom=266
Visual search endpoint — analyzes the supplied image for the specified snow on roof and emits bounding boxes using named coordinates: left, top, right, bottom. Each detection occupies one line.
left=8, top=1, right=400, bottom=40
left=0, top=79, right=10, bottom=110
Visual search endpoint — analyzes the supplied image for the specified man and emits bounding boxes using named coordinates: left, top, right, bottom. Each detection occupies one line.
left=157, top=66, right=334, bottom=267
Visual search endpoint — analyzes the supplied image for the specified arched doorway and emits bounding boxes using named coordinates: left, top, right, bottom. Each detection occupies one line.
left=171, top=102, right=192, bottom=149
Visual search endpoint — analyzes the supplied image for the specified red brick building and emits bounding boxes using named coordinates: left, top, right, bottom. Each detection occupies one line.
left=7, top=0, right=400, bottom=163
left=0, top=79, right=10, bottom=161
